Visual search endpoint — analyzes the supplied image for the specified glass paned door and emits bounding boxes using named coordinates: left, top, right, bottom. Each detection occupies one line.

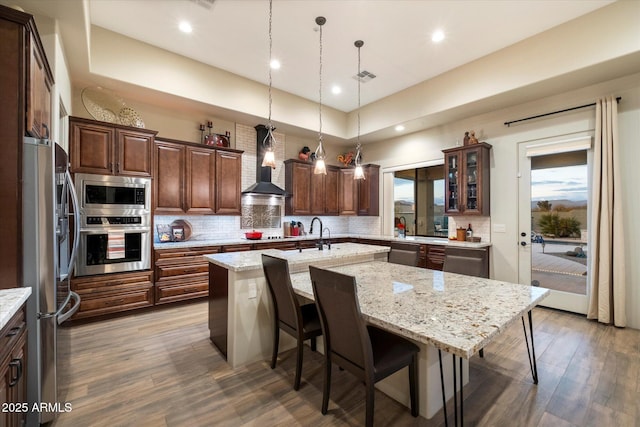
left=518, top=143, right=589, bottom=314
left=464, top=150, right=478, bottom=212
left=445, top=153, right=461, bottom=214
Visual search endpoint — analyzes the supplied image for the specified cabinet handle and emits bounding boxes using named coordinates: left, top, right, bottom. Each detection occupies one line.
left=116, top=162, right=120, bottom=173
left=6, top=326, right=21, bottom=337
left=9, top=358, right=23, bottom=386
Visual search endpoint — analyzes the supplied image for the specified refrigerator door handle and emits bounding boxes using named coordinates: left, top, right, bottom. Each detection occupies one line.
left=66, top=170, right=80, bottom=277
left=57, top=291, right=80, bottom=324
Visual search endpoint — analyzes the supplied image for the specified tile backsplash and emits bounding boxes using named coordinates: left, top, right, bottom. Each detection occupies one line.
left=447, top=216, right=490, bottom=242
left=154, top=214, right=383, bottom=242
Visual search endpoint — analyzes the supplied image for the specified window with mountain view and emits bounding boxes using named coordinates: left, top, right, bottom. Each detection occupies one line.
left=394, top=165, right=446, bottom=237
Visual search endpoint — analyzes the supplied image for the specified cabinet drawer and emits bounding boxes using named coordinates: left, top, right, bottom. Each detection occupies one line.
left=253, top=241, right=298, bottom=250
left=154, top=246, right=220, bottom=261
left=222, top=244, right=254, bottom=252
left=71, top=271, right=154, bottom=319
left=155, top=260, right=209, bottom=279
left=73, top=284, right=154, bottom=319
left=155, top=274, right=209, bottom=304
left=0, top=307, right=26, bottom=364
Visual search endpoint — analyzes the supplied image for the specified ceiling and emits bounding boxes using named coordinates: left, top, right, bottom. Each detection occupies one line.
left=86, top=0, right=614, bottom=113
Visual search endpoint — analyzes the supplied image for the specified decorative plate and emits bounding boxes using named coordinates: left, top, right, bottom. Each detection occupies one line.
left=81, top=87, right=145, bottom=128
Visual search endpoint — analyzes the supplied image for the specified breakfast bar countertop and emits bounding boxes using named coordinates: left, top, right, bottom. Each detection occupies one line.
left=0, top=287, right=31, bottom=330
left=156, top=233, right=491, bottom=250
left=289, top=261, right=549, bottom=359
left=204, top=242, right=390, bottom=273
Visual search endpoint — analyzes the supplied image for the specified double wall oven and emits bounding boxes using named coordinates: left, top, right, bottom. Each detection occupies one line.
left=74, top=173, right=151, bottom=276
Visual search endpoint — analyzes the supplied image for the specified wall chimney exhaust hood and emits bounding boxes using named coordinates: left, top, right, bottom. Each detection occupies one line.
left=242, top=125, right=288, bottom=197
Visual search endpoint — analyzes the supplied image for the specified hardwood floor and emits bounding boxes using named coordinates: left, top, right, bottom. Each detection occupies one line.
left=51, top=302, right=640, bottom=427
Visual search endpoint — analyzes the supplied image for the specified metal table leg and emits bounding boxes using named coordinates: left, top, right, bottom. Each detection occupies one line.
left=438, top=350, right=464, bottom=427
left=521, top=310, right=539, bottom=384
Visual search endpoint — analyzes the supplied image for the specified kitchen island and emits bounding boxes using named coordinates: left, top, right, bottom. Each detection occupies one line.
left=204, top=243, right=389, bottom=367
left=205, top=243, right=549, bottom=419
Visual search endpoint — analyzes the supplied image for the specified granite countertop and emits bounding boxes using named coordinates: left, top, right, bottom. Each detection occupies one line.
left=204, top=242, right=390, bottom=272
left=156, top=233, right=490, bottom=250
left=0, top=288, right=31, bottom=330
left=289, top=261, right=549, bottom=359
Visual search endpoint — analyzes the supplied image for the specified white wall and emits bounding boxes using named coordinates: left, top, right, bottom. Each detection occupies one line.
left=364, top=73, right=640, bottom=328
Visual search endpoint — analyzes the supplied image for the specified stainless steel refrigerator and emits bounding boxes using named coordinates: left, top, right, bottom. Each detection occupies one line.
left=23, top=137, right=80, bottom=426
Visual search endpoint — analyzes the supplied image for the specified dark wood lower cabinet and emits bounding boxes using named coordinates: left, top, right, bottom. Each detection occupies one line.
left=1, top=306, right=27, bottom=427
left=70, top=271, right=154, bottom=320
left=154, top=245, right=221, bottom=305
left=209, top=264, right=228, bottom=358
left=425, top=244, right=446, bottom=270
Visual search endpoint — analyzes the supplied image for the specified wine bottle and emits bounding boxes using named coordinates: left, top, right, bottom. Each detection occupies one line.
left=466, top=223, right=473, bottom=239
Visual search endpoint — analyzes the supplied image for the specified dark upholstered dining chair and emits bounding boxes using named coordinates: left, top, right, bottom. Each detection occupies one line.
left=388, top=241, right=420, bottom=267
left=309, top=265, right=420, bottom=427
left=261, top=254, right=322, bottom=390
left=442, top=255, right=486, bottom=278
left=443, top=248, right=488, bottom=358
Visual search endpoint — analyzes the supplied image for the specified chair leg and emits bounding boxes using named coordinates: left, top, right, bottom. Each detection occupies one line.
left=365, top=380, right=375, bottom=427
left=321, top=357, right=332, bottom=415
left=409, top=354, right=419, bottom=417
left=271, top=327, right=280, bottom=369
left=311, top=336, right=317, bottom=352
left=294, top=338, right=304, bottom=390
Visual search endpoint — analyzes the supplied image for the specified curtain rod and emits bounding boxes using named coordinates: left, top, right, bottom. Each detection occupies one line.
left=504, top=96, right=622, bottom=127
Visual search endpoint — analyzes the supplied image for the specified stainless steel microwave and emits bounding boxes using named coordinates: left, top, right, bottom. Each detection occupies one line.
left=75, top=173, right=151, bottom=214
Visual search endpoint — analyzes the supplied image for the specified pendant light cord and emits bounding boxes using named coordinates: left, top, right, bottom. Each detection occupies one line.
left=318, top=21, right=323, bottom=145
left=268, top=0, right=273, bottom=128
left=356, top=41, right=361, bottom=154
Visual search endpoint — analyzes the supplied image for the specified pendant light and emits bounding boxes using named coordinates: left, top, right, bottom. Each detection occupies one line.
left=313, top=16, right=327, bottom=175
left=261, top=0, right=277, bottom=169
left=353, top=40, right=365, bottom=180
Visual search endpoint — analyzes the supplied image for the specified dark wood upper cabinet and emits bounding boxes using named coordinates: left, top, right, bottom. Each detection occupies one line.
left=154, top=138, right=242, bottom=216
left=117, top=128, right=154, bottom=176
left=154, top=140, right=185, bottom=214
left=285, top=160, right=313, bottom=215
left=1, top=7, right=53, bottom=289
left=339, top=168, right=358, bottom=216
left=285, top=160, right=379, bottom=217
left=185, top=147, right=216, bottom=214
left=285, top=159, right=340, bottom=216
left=215, top=150, right=242, bottom=215
left=443, top=143, right=491, bottom=216
left=357, top=164, right=380, bottom=216
left=70, top=116, right=156, bottom=177
left=28, top=33, right=52, bottom=139
left=324, top=167, right=340, bottom=215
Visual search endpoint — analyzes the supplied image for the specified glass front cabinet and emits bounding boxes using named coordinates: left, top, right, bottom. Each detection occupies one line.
left=443, top=142, right=492, bottom=216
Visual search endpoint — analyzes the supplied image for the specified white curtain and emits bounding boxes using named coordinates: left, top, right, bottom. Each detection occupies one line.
left=587, top=96, right=626, bottom=326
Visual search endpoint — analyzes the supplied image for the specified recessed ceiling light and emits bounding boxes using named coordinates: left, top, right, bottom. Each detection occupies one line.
left=431, top=29, right=445, bottom=43
left=270, top=59, right=281, bottom=70
left=179, top=21, right=193, bottom=33
left=331, top=85, right=342, bottom=95
left=395, top=125, right=405, bottom=132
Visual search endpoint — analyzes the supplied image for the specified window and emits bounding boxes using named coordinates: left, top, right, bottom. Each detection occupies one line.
left=393, top=165, right=447, bottom=237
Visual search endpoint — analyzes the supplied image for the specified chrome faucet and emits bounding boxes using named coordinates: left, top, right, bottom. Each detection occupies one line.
left=322, top=227, right=331, bottom=250
left=309, top=217, right=324, bottom=250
